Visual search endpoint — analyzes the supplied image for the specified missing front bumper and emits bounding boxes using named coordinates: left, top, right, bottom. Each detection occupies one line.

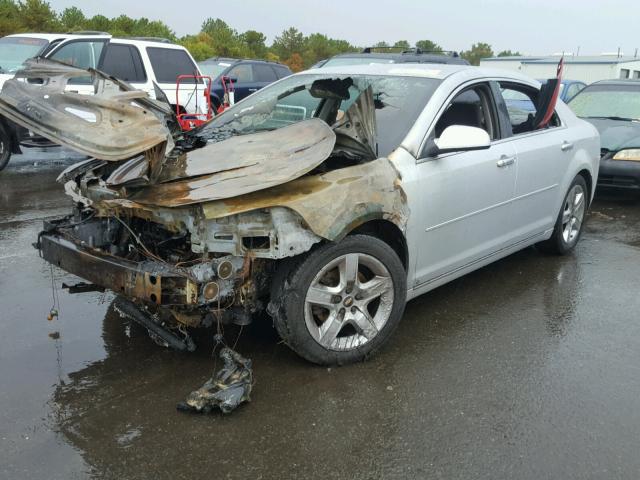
left=39, top=233, right=199, bottom=306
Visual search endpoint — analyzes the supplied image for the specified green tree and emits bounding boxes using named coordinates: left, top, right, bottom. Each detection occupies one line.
left=17, top=0, right=60, bottom=32
left=272, top=27, right=304, bottom=60
left=240, top=30, right=267, bottom=58
left=85, top=14, right=111, bottom=33
left=373, top=41, right=389, bottom=48
left=462, top=42, right=494, bottom=65
left=60, top=6, right=85, bottom=32
left=200, top=18, right=246, bottom=57
left=416, top=39, right=442, bottom=53
left=497, top=50, right=521, bottom=57
left=393, top=40, right=410, bottom=50
left=0, top=0, right=21, bottom=37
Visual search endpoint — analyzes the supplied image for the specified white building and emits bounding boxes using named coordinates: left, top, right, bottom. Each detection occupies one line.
left=480, top=55, right=640, bottom=83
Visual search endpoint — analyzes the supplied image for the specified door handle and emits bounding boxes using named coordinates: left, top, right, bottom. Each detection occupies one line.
left=496, top=155, right=516, bottom=168
left=248, top=88, right=258, bottom=92
left=561, top=141, right=574, bottom=152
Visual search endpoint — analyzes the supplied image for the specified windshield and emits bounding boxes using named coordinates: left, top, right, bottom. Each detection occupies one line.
left=198, top=61, right=231, bottom=79
left=569, top=84, right=640, bottom=121
left=321, top=57, right=396, bottom=68
left=202, top=73, right=441, bottom=157
left=0, top=36, right=49, bottom=74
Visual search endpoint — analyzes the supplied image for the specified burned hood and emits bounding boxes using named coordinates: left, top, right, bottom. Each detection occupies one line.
left=0, top=58, right=174, bottom=160
left=126, top=118, right=337, bottom=205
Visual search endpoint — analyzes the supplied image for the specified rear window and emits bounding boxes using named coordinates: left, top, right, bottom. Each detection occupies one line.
left=100, top=44, right=146, bottom=83
left=0, top=36, right=49, bottom=73
left=146, top=47, right=199, bottom=84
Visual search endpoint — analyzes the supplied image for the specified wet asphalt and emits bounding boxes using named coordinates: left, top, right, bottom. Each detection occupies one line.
left=1, top=149, right=640, bottom=480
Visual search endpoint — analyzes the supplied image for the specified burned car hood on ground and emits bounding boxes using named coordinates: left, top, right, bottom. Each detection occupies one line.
left=582, top=117, right=640, bottom=153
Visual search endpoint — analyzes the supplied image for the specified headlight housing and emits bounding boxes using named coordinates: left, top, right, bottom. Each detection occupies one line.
left=612, top=149, right=640, bottom=161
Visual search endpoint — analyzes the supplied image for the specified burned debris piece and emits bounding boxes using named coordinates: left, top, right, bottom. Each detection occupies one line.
left=177, top=347, right=253, bottom=414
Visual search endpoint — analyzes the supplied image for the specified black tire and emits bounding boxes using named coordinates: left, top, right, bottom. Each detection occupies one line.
left=0, top=125, right=11, bottom=172
left=537, top=175, right=588, bottom=255
left=269, top=234, right=407, bottom=366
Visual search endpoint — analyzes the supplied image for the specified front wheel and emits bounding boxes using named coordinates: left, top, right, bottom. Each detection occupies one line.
left=270, top=235, right=407, bottom=366
left=0, top=125, right=12, bottom=172
left=537, top=175, right=588, bottom=254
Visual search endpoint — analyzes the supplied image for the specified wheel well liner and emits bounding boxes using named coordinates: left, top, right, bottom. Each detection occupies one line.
left=350, top=219, right=408, bottom=270
left=577, top=169, right=593, bottom=206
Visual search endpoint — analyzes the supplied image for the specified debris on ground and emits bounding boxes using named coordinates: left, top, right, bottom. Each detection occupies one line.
left=177, top=347, right=253, bottom=414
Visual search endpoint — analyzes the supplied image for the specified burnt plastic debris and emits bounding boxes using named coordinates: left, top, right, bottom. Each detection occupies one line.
left=177, top=347, right=253, bottom=414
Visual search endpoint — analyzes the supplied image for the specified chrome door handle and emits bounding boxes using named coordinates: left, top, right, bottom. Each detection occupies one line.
left=248, top=88, right=258, bottom=92
left=561, top=141, right=574, bottom=152
left=497, top=155, right=516, bottom=168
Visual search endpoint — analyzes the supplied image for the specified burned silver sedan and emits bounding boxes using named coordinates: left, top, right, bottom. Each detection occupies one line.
left=0, top=60, right=599, bottom=365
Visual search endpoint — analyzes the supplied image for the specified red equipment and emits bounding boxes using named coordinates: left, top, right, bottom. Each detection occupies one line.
left=217, top=75, right=236, bottom=114
left=175, top=74, right=213, bottom=131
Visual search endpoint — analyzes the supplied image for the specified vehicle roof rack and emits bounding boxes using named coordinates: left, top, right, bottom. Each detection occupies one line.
left=361, top=46, right=460, bottom=57
left=65, top=30, right=110, bottom=36
left=127, top=37, right=172, bottom=44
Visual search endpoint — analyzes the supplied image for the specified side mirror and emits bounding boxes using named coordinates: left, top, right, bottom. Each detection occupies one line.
left=434, top=125, right=491, bottom=154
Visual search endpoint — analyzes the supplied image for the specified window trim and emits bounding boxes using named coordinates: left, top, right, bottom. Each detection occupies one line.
left=419, top=80, right=502, bottom=159
left=496, top=80, right=563, bottom=138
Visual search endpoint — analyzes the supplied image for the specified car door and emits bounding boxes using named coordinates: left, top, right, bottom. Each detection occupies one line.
left=413, top=82, right=518, bottom=287
left=45, top=38, right=108, bottom=95
left=250, top=64, right=279, bottom=94
left=226, top=63, right=253, bottom=102
left=98, top=43, right=148, bottom=91
left=495, top=81, right=569, bottom=241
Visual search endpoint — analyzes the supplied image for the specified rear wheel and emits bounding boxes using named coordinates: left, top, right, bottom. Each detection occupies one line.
left=270, top=235, right=407, bottom=366
left=537, top=175, right=588, bottom=254
left=0, top=126, right=11, bottom=171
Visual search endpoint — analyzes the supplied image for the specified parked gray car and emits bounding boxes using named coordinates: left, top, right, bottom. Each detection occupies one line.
left=0, top=61, right=600, bottom=365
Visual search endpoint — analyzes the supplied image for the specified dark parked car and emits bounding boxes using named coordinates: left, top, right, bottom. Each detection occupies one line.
left=569, top=80, right=640, bottom=190
left=317, top=47, right=469, bottom=68
left=198, top=58, right=292, bottom=109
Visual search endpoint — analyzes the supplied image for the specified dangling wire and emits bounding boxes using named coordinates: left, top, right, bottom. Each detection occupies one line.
left=48, top=263, right=60, bottom=321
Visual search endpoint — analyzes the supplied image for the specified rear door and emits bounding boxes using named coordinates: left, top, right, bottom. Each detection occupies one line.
left=98, top=43, right=147, bottom=90
left=495, top=81, right=570, bottom=241
left=250, top=63, right=279, bottom=94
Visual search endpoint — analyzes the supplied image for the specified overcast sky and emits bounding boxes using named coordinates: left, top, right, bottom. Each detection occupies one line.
left=48, top=0, right=640, bottom=56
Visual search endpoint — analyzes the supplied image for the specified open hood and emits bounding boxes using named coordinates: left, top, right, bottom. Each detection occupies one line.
left=0, top=58, right=174, bottom=160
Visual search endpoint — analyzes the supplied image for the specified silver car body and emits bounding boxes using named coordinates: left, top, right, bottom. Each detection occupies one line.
left=304, top=63, right=599, bottom=299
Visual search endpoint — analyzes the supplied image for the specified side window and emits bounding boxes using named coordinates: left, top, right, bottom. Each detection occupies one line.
left=227, top=64, right=253, bottom=83
left=146, top=47, right=199, bottom=83
left=253, top=64, right=277, bottom=82
left=49, top=40, right=105, bottom=84
left=564, top=83, right=581, bottom=102
left=434, top=84, right=498, bottom=141
left=274, top=66, right=291, bottom=79
left=499, top=82, right=560, bottom=135
left=100, top=44, right=146, bottom=83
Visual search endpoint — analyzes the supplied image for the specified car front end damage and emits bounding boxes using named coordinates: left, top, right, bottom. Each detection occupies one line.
left=2, top=59, right=409, bottom=350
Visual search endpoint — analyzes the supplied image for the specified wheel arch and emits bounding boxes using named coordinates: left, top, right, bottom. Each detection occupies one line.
left=577, top=168, right=593, bottom=206
left=347, top=218, right=409, bottom=271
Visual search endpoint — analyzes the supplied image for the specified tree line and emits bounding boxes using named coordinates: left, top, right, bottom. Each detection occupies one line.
left=0, top=0, right=521, bottom=70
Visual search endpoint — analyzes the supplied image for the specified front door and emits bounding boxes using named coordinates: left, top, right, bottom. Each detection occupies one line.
left=413, top=82, right=518, bottom=287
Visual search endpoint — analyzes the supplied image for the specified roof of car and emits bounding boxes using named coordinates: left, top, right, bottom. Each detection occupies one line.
left=303, top=62, right=537, bottom=84
left=587, top=79, right=640, bottom=87
left=327, top=51, right=469, bottom=65
left=200, top=57, right=288, bottom=67
left=6, top=33, right=189, bottom=49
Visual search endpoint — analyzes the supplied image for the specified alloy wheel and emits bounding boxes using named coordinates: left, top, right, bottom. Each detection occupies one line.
left=304, top=253, right=395, bottom=351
